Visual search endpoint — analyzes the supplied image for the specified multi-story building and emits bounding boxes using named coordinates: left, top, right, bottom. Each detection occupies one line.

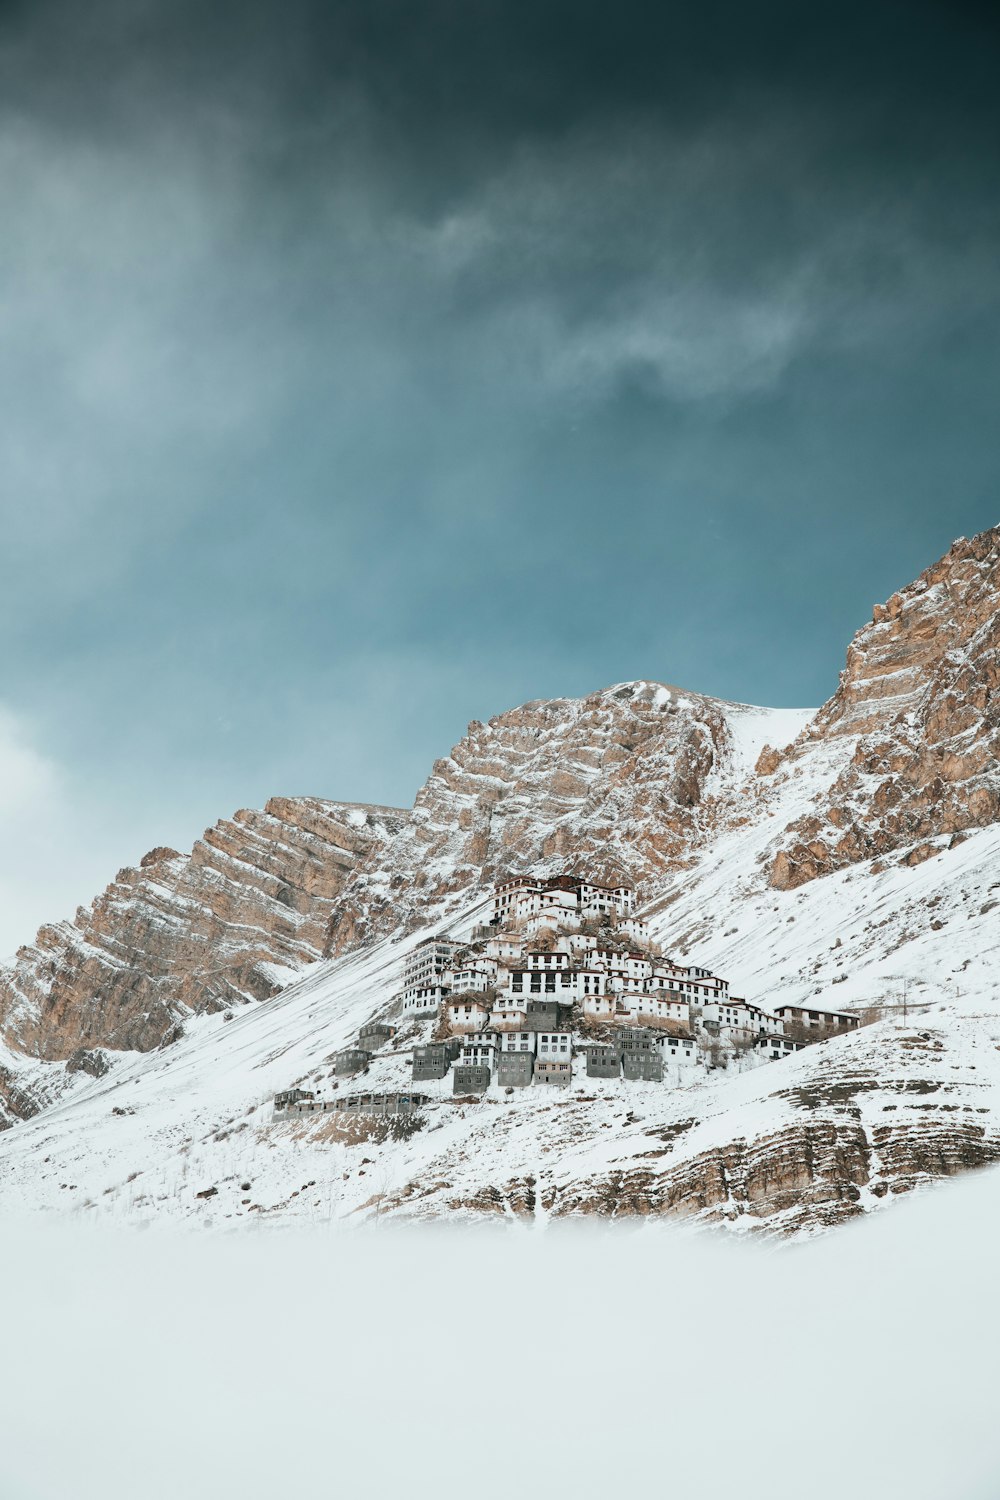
left=700, top=998, right=769, bottom=1038
left=403, top=937, right=463, bottom=992
left=617, top=914, right=651, bottom=945
left=535, top=1031, right=572, bottom=1063
left=581, top=988, right=628, bottom=1022
left=649, top=1028, right=697, bottom=1066
left=496, top=1051, right=534, bottom=1088
left=490, top=998, right=529, bottom=1030
left=460, top=1036, right=499, bottom=1072
left=453, top=1065, right=490, bottom=1095
left=358, top=1022, right=396, bottom=1052
left=628, top=992, right=691, bottom=1027
left=622, top=1051, right=663, bottom=1082
left=577, top=880, right=634, bottom=918
left=333, top=1048, right=371, bottom=1077
left=506, top=961, right=574, bottom=1001
left=444, top=996, right=491, bottom=1033
left=400, top=984, right=449, bottom=1017
left=524, top=1000, right=563, bottom=1032
left=444, top=964, right=495, bottom=995
left=535, top=1058, right=572, bottom=1087
left=499, top=1030, right=536, bottom=1053
left=484, top=934, right=524, bottom=962
left=583, top=1044, right=621, bottom=1079
left=492, top=874, right=635, bottom=932
left=398, top=937, right=464, bottom=1016
left=772, top=1004, right=860, bottom=1036
left=755, top=1034, right=807, bottom=1061
left=411, top=1040, right=462, bottom=1081
left=525, top=949, right=572, bottom=972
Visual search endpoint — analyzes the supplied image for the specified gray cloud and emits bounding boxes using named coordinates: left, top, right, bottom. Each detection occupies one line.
left=0, top=0, right=998, bottom=949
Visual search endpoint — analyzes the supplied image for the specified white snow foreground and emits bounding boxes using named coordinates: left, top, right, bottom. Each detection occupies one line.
left=3, top=1171, right=1000, bottom=1500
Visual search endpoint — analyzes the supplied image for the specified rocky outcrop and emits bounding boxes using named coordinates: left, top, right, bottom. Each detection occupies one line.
left=0, top=797, right=407, bottom=1064
left=327, top=681, right=734, bottom=954
left=540, top=1114, right=1000, bottom=1232
left=770, top=527, right=1000, bottom=888
left=369, top=1019, right=1000, bottom=1236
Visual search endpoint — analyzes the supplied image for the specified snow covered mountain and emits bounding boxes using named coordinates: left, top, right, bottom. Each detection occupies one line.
left=1, top=526, right=998, bottom=1235
left=0, top=799, right=406, bottom=1115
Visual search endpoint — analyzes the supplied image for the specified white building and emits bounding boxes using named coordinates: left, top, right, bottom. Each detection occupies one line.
left=582, top=990, right=629, bottom=1022
left=687, top=966, right=730, bottom=999
left=401, top=984, right=448, bottom=1017
left=519, top=892, right=582, bottom=937
left=460, top=1037, right=499, bottom=1071
left=445, top=996, right=491, bottom=1033
left=650, top=1029, right=697, bottom=1066
left=525, top=949, right=572, bottom=971
left=490, top=999, right=528, bottom=1030
left=536, top=1031, right=572, bottom=1061
left=444, top=965, right=494, bottom=995
left=484, top=934, right=524, bottom=961
left=499, top=1030, right=536, bottom=1053
left=698, top=997, right=767, bottom=1038
left=628, top=992, right=691, bottom=1027
left=617, top=914, right=651, bottom=945
left=506, top=964, right=574, bottom=1001
left=492, top=874, right=635, bottom=933
left=578, top=881, right=634, bottom=918
left=567, top=932, right=598, bottom=957
left=755, top=1034, right=807, bottom=1061
left=403, top=938, right=463, bottom=992
left=492, top=876, right=542, bottom=927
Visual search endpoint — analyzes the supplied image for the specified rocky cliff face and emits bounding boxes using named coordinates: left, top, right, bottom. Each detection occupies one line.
left=326, top=681, right=742, bottom=955
left=0, top=797, right=407, bottom=1064
left=3, top=523, right=1000, bottom=1233
left=767, top=527, right=1000, bottom=889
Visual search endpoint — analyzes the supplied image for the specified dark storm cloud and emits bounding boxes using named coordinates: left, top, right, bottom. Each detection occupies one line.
left=1, top=0, right=999, bottom=948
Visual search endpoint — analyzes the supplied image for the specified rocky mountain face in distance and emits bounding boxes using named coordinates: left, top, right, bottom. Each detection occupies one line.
left=768, top=528, right=1000, bottom=889
left=324, top=682, right=742, bottom=957
left=0, top=798, right=407, bottom=1068
left=0, top=525, right=998, bottom=1240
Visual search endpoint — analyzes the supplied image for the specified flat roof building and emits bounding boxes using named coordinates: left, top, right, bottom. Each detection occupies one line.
left=333, top=1048, right=371, bottom=1077
left=584, top=1045, right=621, bottom=1079
left=535, top=1058, right=572, bottom=1087
left=453, top=1065, right=491, bottom=1095
left=497, top=1051, right=534, bottom=1088
left=622, top=1051, right=664, bottom=1082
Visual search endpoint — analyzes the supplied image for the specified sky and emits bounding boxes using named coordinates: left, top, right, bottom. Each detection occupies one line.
left=1, top=0, right=1000, bottom=951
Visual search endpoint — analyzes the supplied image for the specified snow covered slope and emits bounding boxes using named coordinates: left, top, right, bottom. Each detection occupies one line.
left=324, top=682, right=809, bottom=955
left=1, top=527, right=998, bottom=1233
left=2, top=788, right=997, bottom=1236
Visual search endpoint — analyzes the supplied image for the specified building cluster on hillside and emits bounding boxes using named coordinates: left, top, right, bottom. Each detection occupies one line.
left=273, top=872, right=861, bottom=1112
left=388, top=872, right=859, bottom=1095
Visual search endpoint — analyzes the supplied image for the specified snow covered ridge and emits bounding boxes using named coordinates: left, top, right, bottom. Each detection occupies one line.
left=0, top=798, right=408, bottom=1108
left=1, top=820, right=998, bottom=1235
left=1, top=524, right=999, bottom=1232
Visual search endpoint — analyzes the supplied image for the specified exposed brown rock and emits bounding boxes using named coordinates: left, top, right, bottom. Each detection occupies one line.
left=0, top=797, right=407, bottom=1067
left=771, top=526, right=1000, bottom=888
left=755, top=744, right=783, bottom=776
left=326, top=681, right=733, bottom=955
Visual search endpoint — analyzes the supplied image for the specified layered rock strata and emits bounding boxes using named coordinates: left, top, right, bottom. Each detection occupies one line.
left=327, top=681, right=733, bottom=954
left=768, top=527, right=1000, bottom=888
left=0, top=797, right=407, bottom=1062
